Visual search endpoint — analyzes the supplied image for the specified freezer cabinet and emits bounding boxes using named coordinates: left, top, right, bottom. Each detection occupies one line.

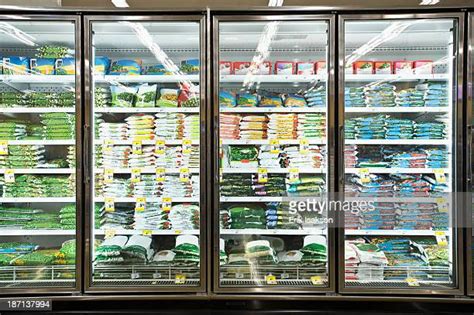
left=213, top=15, right=336, bottom=293
left=339, top=13, right=464, bottom=295
left=0, top=15, right=82, bottom=295
left=84, top=15, right=207, bottom=293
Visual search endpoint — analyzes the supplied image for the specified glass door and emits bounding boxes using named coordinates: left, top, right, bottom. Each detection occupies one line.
left=468, top=11, right=474, bottom=296
left=214, top=16, right=334, bottom=292
left=85, top=16, right=206, bottom=292
left=339, top=14, right=463, bottom=294
left=0, top=16, right=81, bottom=293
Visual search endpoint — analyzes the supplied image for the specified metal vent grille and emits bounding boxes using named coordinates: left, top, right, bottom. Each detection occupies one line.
left=220, top=279, right=327, bottom=287
left=93, top=279, right=200, bottom=287
left=1, top=280, right=74, bottom=288
left=345, top=280, right=451, bottom=289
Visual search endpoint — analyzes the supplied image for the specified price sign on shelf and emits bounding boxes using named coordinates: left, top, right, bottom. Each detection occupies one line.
left=4, top=169, right=14, bottom=183
left=154, top=139, right=165, bottom=155
left=299, top=139, right=309, bottom=154
left=269, top=139, right=280, bottom=154
left=103, top=139, right=114, bottom=152
left=162, top=197, right=172, bottom=212
left=406, top=277, right=420, bottom=287
left=179, top=167, right=190, bottom=183
left=436, top=197, right=449, bottom=213
left=131, top=168, right=141, bottom=183
left=132, top=139, right=143, bottom=155
left=288, top=168, right=300, bottom=184
left=104, top=169, right=114, bottom=184
left=175, top=274, right=186, bottom=284
left=155, top=168, right=165, bottom=182
left=142, top=229, right=152, bottom=236
left=359, top=168, right=371, bottom=184
left=433, top=169, right=447, bottom=184
left=135, top=197, right=146, bottom=212
left=104, top=229, right=116, bottom=239
left=435, top=231, right=448, bottom=247
left=310, top=276, right=323, bottom=285
left=0, top=140, right=8, bottom=155
left=104, top=197, right=115, bottom=212
left=182, top=139, right=192, bottom=155
left=257, top=168, right=268, bottom=183
left=265, top=274, right=277, bottom=285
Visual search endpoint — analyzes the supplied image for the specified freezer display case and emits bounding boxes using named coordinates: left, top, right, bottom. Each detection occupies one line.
left=340, top=15, right=463, bottom=294
left=86, top=16, right=206, bottom=291
left=214, top=16, right=334, bottom=292
left=0, top=16, right=81, bottom=292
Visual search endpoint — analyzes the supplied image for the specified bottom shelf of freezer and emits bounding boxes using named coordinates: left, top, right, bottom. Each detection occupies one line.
left=345, top=236, right=453, bottom=289
left=219, top=235, right=328, bottom=288
left=0, top=238, right=76, bottom=288
left=92, top=234, right=201, bottom=287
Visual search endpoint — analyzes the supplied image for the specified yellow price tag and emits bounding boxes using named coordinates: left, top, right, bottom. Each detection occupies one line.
left=179, top=167, right=190, bottom=183
left=310, top=276, right=323, bottom=285
left=104, top=197, right=115, bottom=212
left=155, top=139, right=166, bottom=155
left=435, top=231, right=448, bottom=247
left=406, top=277, right=420, bottom=287
left=288, top=168, right=300, bottom=184
left=269, top=139, right=280, bottom=154
left=182, top=139, right=192, bottom=155
left=257, top=168, right=268, bottom=183
left=155, top=168, right=165, bottom=182
left=174, top=230, right=182, bottom=235
left=436, top=197, right=449, bottom=213
left=359, top=168, right=370, bottom=184
left=131, top=168, right=141, bottom=183
left=4, top=169, right=14, bottom=183
left=132, top=139, right=143, bottom=155
left=175, top=274, right=186, bottom=284
left=433, top=169, right=447, bottom=184
left=142, top=229, right=152, bottom=236
left=135, top=197, right=146, bottom=212
left=103, top=139, right=114, bottom=152
left=162, top=197, right=172, bottom=212
left=0, top=140, right=8, bottom=155
left=104, top=169, right=114, bottom=184
left=105, top=229, right=116, bottom=239
left=265, top=274, right=277, bottom=285
left=299, top=139, right=309, bottom=154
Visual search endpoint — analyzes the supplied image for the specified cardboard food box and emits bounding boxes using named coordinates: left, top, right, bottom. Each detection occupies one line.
left=232, top=61, right=251, bottom=75
left=220, top=61, right=232, bottom=75
left=393, top=61, right=413, bottom=75
left=374, top=61, right=392, bottom=74
left=274, top=61, right=295, bottom=75
left=296, top=62, right=315, bottom=75
left=315, top=61, right=327, bottom=75
left=413, top=60, right=433, bottom=74
left=353, top=61, right=374, bottom=74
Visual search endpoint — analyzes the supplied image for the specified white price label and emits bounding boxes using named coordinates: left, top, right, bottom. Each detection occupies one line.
left=4, top=169, right=14, bottom=183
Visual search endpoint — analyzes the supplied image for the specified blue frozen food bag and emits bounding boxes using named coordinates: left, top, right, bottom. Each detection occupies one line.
left=180, top=59, right=200, bottom=74
left=30, top=58, right=55, bottom=75
left=145, top=64, right=167, bottom=75
left=219, top=90, right=237, bottom=107
left=110, top=59, right=142, bottom=75
left=55, top=58, right=75, bottom=75
left=3, top=57, right=29, bottom=75
left=94, top=56, right=110, bottom=74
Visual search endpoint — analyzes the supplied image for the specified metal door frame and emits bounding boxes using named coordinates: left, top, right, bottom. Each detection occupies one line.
left=0, top=14, right=82, bottom=296
left=466, top=11, right=473, bottom=297
left=337, top=12, right=465, bottom=296
left=211, top=13, right=337, bottom=294
left=83, top=14, right=208, bottom=294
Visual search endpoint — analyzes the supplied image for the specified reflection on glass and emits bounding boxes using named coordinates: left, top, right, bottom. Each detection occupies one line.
left=90, top=21, right=202, bottom=287
left=343, top=19, right=456, bottom=290
left=0, top=21, right=77, bottom=288
left=218, top=21, right=330, bottom=288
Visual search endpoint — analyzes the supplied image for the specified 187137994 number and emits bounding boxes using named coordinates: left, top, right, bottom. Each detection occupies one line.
left=1, top=299, right=52, bottom=311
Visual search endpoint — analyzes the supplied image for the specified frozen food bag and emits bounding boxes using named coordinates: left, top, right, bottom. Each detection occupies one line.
left=3, top=57, right=29, bottom=75
left=55, top=58, right=75, bottom=75
left=180, top=59, right=200, bottom=74
left=110, top=85, right=137, bottom=107
left=94, top=56, right=111, bottom=75
left=30, top=58, right=55, bottom=75
left=156, top=88, right=179, bottom=107
left=135, top=84, right=157, bottom=107
left=219, top=90, right=237, bottom=107
left=110, top=59, right=142, bottom=75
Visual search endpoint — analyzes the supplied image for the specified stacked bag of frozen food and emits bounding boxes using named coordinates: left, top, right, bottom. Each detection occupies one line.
left=297, top=113, right=326, bottom=139
left=40, top=113, right=75, bottom=139
left=385, top=118, right=414, bottom=139
left=219, top=114, right=241, bottom=139
left=0, top=145, right=45, bottom=168
left=344, top=86, right=365, bottom=108
left=267, top=114, right=296, bottom=139
left=100, top=145, right=131, bottom=168
left=126, top=114, right=155, bottom=141
left=396, top=88, right=425, bottom=107
left=239, top=115, right=267, bottom=140
left=286, top=175, right=326, bottom=196
left=98, top=122, right=128, bottom=140
left=417, top=82, right=448, bottom=107
left=168, top=204, right=200, bottom=230
left=364, top=84, right=396, bottom=107
left=134, top=203, right=170, bottom=230
left=0, top=120, right=27, bottom=139
left=304, top=85, right=326, bottom=107
left=414, top=121, right=446, bottom=139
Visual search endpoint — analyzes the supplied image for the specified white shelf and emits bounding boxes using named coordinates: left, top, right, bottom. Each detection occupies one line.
left=95, top=107, right=199, bottom=114
left=220, top=74, right=326, bottom=83
left=0, top=107, right=75, bottom=113
left=0, top=168, right=74, bottom=174
left=345, top=107, right=449, bottom=113
left=220, top=107, right=326, bottom=113
left=94, top=168, right=199, bottom=174
left=221, top=139, right=325, bottom=145
left=1, top=140, right=75, bottom=145
left=345, top=168, right=449, bottom=174
left=220, top=228, right=326, bottom=235
left=94, top=197, right=199, bottom=203
left=345, top=229, right=450, bottom=236
left=345, top=139, right=449, bottom=145
left=94, top=75, right=199, bottom=83
left=222, top=167, right=324, bottom=174
left=95, top=139, right=199, bottom=145
left=0, top=229, right=75, bottom=236
left=94, top=229, right=199, bottom=235
left=345, top=73, right=448, bottom=82
left=0, top=75, right=75, bottom=83
left=0, top=197, right=75, bottom=203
